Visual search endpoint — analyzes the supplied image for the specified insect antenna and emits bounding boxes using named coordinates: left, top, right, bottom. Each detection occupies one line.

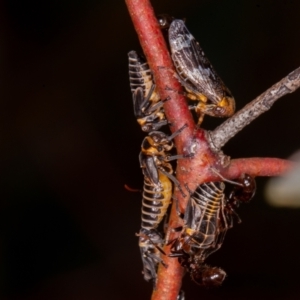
left=124, top=184, right=142, bottom=193
left=209, top=167, right=244, bottom=187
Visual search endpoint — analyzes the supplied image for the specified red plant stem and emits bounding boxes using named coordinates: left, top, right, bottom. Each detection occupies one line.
left=222, top=157, right=293, bottom=178
left=199, top=157, right=293, bottom=182
left=125, top=0, right=195, bottom=148
left=125, top=3, right=209, bottom=299
left=125, top=1, right=293, bottom=299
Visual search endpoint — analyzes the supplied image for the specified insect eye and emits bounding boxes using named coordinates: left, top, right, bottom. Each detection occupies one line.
left=142, top=124, right=151, bottom=132
left=214, top=106, right=225, bottom=115
left=158, top=16, right=167, bottom=28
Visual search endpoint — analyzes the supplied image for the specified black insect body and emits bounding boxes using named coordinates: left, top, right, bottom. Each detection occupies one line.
left=157, top=14, right=175, bottom=30
left=128, top=50, right=168, bottom=132
left=138, top=125, right=188, bottom=285
left=138, top=228, right=167, bottom=283
left=191, top=264, right=227, bottom=287
left=157, top=14, right=176, bottom=46
left=229, top=174, right=256, bottom=205
left=169, top=174, right=256, bottom=286
left=168, top=20, right=235, bottom=125
left=169, top=181, right=229, bottom=286
left=225, top=174, right=257, bottom=224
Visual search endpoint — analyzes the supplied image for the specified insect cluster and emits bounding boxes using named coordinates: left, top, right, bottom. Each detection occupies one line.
left=128, top=16, right=256, bottom=292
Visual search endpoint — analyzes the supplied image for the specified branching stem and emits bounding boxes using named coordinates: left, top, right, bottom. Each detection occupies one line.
left=125, top=1, right=297, bottom=299
left=208, top=67, right=300, bottom=150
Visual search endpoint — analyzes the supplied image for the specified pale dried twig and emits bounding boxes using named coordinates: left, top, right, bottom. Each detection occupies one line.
left=208, top=67, right=300, bottom=151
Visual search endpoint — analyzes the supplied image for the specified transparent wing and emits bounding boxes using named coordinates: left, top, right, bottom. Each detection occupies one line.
left=169, top=20, right=225, bottom=103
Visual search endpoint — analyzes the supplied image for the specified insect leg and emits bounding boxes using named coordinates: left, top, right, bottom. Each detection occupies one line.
left=133, top=87, right=151, bottom=118
left=159, top=168, right=186, bottom=197
left=166, top=123, right=188, bottom=141
left=162, top=209, right=170, bottom=234
left=146, top=99, right=164, bottom=113
left=177, top=290, right=185, bottom=300
left=172, top=194, right=184, bottom=217
left=146, top=94, right=170, bottom=115
left=165, top=153, right=194, bottom=161
left=168, top=252, right=186, bottom=258
left=140, top=118, right=168, bottom=132
left=133, top=84, right=162, bottom=117
left=183, top=183, right=193, bottom=195
left=124, top=184, right=141, bottom=193
left=209, top=167, right=244, bottom=187
left=136, top=231, right=167, bottom=256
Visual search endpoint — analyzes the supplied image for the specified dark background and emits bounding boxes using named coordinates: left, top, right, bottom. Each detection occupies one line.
left=1, top=0, right=300, bottom=299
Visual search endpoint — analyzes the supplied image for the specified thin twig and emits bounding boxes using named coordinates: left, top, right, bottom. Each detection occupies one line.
left=208, top=67, right=300, bottom=151
left=206, top=158, right=293, bottom=182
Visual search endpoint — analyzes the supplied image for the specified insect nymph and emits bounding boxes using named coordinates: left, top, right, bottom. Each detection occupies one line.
left=169, top=175, right=256, bottom=286
left=170, top=181, right=228, bottom=286
left=168, top=20, right=235, bottom=125
left=128, top=50, right=168, bottom=132
left=138, top=125, right=187, bottom=285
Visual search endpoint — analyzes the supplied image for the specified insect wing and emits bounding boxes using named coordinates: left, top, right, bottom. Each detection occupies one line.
left=169, top=20, right=224, bottom=104
left=140, top=249, right=158, bottom=282
left=139, top=153, right=160, bottom=185
left=133, top=87, right=148, bottom=118
left=183, top=193, right=202, bottom=231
